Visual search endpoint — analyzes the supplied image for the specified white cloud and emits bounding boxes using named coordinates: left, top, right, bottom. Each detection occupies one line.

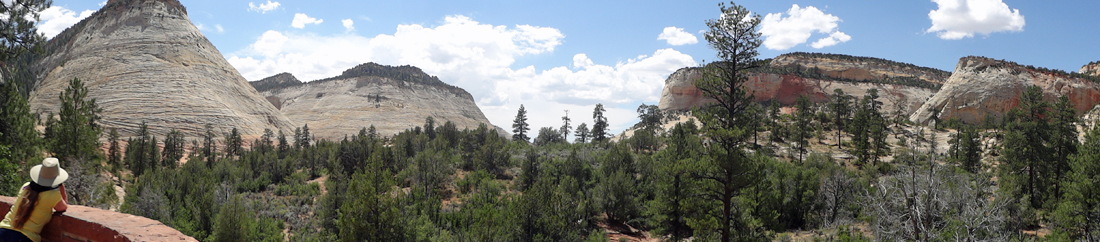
left=342, top=19, right=354, bottom=32
left=810, top=31, right=851, bottom=49
left=657, top=26, right=698, bottom=45
left=248, top=1, right=281, bottom=14
left=926, top=0, right=1025, bottom=40
left=195, top=23, right=224, bottom=34
left=759, top=4, right=850, bottom=50
left=36, top=6, right=94, bottom=38
left=98, top=1, right=107, bottom=6
left=226, top=15, right=696, bottom=135
left=290, top=13, right=322, bottom=28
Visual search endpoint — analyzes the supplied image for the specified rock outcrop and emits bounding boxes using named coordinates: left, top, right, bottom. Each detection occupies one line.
left=26, top=0, right=295, bottom=140
left=250, top=72, right=302, bottom=93
left=769, top=52, right=951, bottom=85
left=911, top=57, right=1100, bottom=124
left=1083, top=61, right=1100, bottom=77
left=659, top=53, right=945, bottom=116
left=255, top=63, right=498, bottom=140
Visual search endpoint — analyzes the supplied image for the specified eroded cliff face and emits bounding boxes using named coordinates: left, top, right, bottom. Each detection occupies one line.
left=257, top=64, right=498, bottom=140
left=769, top=53, right=951, bottom=85
left=659, top=53, right=943, bottom=116
left=27, top=0, right=295, bottom=139
left=1083, top=62, right=1100, bottom=77
left=911, top=57, right=1100, bottom=124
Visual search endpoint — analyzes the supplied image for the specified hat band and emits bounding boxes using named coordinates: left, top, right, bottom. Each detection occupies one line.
left=28, top=181, right=54, bottom=192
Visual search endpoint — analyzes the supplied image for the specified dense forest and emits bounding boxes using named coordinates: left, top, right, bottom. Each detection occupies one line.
left=3, top=1, right=1100, bottom=242
left=8, top=66, right=1100, bottom=242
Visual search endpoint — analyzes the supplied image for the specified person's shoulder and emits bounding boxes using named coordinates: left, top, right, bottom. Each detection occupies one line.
left=39, top=188, right=62, bottom=201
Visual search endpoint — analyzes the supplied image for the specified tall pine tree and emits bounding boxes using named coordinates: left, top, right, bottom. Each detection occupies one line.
left=46, top=78, right=102, bottom=163
left=692, top=3, right=767, bottom=240
left=512, top=104, right=530, bottom=142
left=591, top=104, right=609, bottom=142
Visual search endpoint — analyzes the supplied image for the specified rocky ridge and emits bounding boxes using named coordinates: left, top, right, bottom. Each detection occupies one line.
left=255, top=63, right=498, bottom=140
left=659, top=53, right=945, bottom=116
left=1083, top=61, right=1100, bottom=77
left=911, top=57, right=1100, bottom=124
left=26, top=0, right=295, bottom=140
left=250, top=72, right=302, bottom=93
left=769, top=52, right=951, bottom=86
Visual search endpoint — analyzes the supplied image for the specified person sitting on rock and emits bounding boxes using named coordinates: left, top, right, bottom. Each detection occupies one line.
left=0, top=158, right=70, bottom=242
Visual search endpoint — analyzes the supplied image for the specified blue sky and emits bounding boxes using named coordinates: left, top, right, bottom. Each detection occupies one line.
left=38, top=0, right=1100, bottom=136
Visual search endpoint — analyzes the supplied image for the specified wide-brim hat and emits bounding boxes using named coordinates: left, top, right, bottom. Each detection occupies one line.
left=30, top=157, right=68, bottom=188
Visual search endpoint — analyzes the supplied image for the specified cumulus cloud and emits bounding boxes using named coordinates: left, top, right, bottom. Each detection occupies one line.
left=657, top=26, right=698, bottom=45
left=99, top=1, right=107, bottom=6
left=810, top=31, right=851, bottom=49
left=248, top=1, right=281, bottom=14
left=290, top=13, right=322, bottom=28
left=36, top=6, right=94, bottom=38
left=759, top=4, right=849, bottom=50
left=226, top=15, right=695, bottom=134
left=927, top=0, right=1025, bottom=40
left=342, top=19, right=353, bottom=32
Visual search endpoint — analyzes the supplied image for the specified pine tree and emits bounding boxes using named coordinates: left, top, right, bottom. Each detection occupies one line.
left=162, top=129, right=185, bottom=169
left=125, top=122, right=153, bottom=177
left=258, top=128, right=274, bottom=154
left=793, top=96, right=813, bottom=162
left=293, top=127, right=303, bottom=150
left=46, top=78, right=102, bottom=163
left=512, top=104, right=530, bottom=142
left=830, top=89, right=851, bottom=149
left=849, top=97, right=872, bottom=166
left=276, top=130, right=289, bottom=158
left=693, top=3, right=767, bottom=240
left=146, top=135, right=159, bottom=172
left=574, top=123, right=590, bottom=144
left=0, top=81, right=39, bottom=164
left=1052, top=121, right=1100, bottom=240
left=744, top=102, right=764, bottom=148
left=767, top=100, right=785, bottom=142
left=947, top=126, right=982, bottom=173
left=212, top=195, right=253, bottom=242
left=591, top=104, right=609, bottom=142
left=423, top=116, right=436, bottom=140
left=646, top=122, right=703, bottom=241
left=297, top=124, right=311, bottom=149
left=337, top=171, right=406, bottom=241
left=1000, top=85, right=1052, bottom=209
left=637, top=104, right=664, bottom=131
left=0, top=1, right=50, bottom=187
left=107, top=128, right=121, bottom=173
left=202, top=124, right=218, bottom=166
left=561, top=110, right=572, bottom=142
left=1049, top=95, right=1078, bottom=198
left=224, top=128, right=243, bottom=158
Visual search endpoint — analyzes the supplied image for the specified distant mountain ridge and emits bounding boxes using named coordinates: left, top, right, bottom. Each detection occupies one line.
left=660, top=52, right=943, bottom=115
left=659, top=52, right=1100, bottom=126
left=911, top=56, right=1100, bottom=124
left=253, top=64, right=499, bottom=140
left=25, top=0, right=295, bottom=139
left=250, top=72, right=302, bottom=93
left=756, top=52, right=951, bottom=89
left=1082, top=61, right=1100, bottom=77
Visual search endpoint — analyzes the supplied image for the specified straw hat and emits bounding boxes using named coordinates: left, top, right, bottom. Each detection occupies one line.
left=30, top=157, right=69, bottom=188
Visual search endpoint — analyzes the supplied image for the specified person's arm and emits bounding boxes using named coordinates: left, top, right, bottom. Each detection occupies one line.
left=53, top=184, right=69, bottom=212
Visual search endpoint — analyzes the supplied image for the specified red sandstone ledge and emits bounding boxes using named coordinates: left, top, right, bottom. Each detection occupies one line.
left=0, top=196, right=197, bottom=242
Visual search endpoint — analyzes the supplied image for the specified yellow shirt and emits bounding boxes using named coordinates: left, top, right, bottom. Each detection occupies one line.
left=0, top=182, right=63, bottom=242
